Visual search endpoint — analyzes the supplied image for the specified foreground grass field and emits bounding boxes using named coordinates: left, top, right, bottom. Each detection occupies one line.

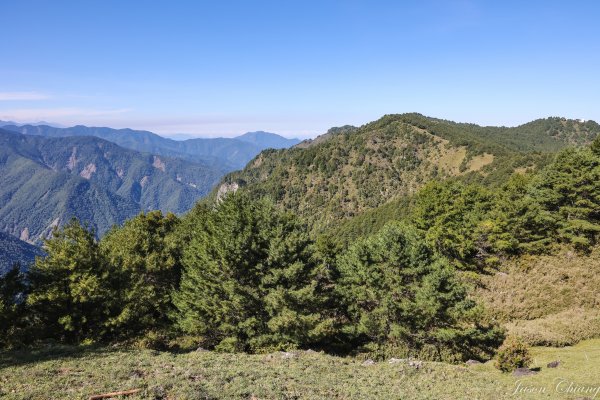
left=1, top=339, right=599, bottom=399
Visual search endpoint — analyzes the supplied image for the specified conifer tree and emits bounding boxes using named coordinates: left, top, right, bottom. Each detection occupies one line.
left=0, top=265, right=27, bottom=347
left=412, top=181, right=493, bottom=268
left=27, top=219, right=111, bottom=342
left=173, top=193, right=337, bottom=352
left=101, top=211, right=181, bottom=338
left=336, top=223, right=504, bottom=361
left=532, top=148, right=600, bottom=249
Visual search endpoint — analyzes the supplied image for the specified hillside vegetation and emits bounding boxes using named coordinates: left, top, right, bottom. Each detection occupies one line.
left=2, top=115, right=600, bottom=399
left=478, top=247, right=600, bottom=346
left=218, top=114, right=599, bottom=230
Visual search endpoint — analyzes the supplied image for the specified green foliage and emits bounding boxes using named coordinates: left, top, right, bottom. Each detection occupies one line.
left=483, top=174, right=556, bottom=255
left=337, top=223, right=504, bottom=362
left=100, top=211, right=182, bottom=338
left=532, top=147, right=600, bottom=250
left=27, top=219, right=111, bottom=342
left=495, top=336, right=532, bottom=372
left=592, top=134, right=600, bottom=155
left=0, top=266, right=27, bottom=348
left=173, top=193, right=338, bottom=352
left=412, top=181, right=493, bottom=268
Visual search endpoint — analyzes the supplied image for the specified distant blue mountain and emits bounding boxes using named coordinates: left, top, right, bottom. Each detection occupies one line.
left=3, top=124, right=299, bottom=171
left=0, top=231, right=44, bottom=275
left=235, top=131, right=300, bottom=149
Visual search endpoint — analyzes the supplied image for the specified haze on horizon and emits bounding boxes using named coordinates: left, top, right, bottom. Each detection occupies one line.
left=1, top=1, right=599, bottom=139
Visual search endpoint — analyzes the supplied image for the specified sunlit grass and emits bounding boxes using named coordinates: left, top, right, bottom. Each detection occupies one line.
left=1, top=339, right=598, bottom=399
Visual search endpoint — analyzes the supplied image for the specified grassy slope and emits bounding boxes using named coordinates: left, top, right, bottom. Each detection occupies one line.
left=1, top=340, right=599, bottom=399
left=478, top=247, right=600, bottom=347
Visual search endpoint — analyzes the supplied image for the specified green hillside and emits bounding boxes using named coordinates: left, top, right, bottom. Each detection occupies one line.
left=0, top=128, right=223, bottom=244
left=216, top=114, right=599, bottom=231
left=2, top=118, right=600, bottom=398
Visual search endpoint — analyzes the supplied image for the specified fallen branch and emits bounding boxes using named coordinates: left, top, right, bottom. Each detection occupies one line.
left=88, top=388, right=142, bottom=400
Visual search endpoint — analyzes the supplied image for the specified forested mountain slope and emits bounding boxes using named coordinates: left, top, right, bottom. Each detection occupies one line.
left=0, top=128, right=223, bottom=243
left=216, top=114, right=599, bottom=230
left=0, top=231, right=44, bottom=274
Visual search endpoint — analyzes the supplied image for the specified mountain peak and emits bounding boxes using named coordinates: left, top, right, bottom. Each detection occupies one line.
left=235, top=131, right=300, bottom=149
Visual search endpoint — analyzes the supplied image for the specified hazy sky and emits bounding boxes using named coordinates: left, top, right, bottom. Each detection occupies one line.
left=1, top=1, right=599, bottom=138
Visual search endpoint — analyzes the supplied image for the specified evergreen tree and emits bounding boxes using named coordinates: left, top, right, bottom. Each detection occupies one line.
left=27, top=219, right=111, bottom=342
left=532, top=148, right=600, bottom=250
left=173, top=193, right=337, bottom=352
left=0, top=265, right=27, bottom=347
left=482, top=173, right=556, bottom=256
left=412, top=181, right=493, bottom=268
left=101, top=211, right=182, bottom=338
left=337, top=223, right=504, bottom=361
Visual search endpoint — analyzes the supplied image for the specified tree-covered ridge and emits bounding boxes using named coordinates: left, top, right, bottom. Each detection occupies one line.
left=217, top=114, right=598, bottom=231
left=387, top=114, right=599, bottom=153
left=329, top=135, right=600, bottom=271
left=0, top=128, right=223, bottom=244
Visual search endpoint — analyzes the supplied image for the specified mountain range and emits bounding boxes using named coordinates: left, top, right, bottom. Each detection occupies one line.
left=2, top=114, right=598, bottom=272
left=0, top=128, right=225, bottom=244
left=1, top=124, right=300, bottom=171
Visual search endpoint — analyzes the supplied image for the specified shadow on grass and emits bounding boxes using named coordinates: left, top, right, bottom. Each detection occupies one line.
left=0, top=343, right=120, bottom=369
left=0, top=341, right=197, bottom=370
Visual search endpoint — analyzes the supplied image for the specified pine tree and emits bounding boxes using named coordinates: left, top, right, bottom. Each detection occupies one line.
left=101, top=211, right=181, bottom=338
left=27, top=219, right=111, bottom=342
left=173, top=193, right=337, bottom=352
left=483, top=173, right=556, bottom=255
left=532, top=148, right=600, bottom=250
left=0, top=265, right=27, bottom=347
left=412, top=181, right=493, bottom=268
left=336, top=223, right=504, bottom=361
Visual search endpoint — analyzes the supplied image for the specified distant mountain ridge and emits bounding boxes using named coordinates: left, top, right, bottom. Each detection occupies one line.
left=0, top=231, right=44, bottom=275
left=1, top=124, right=300, bottom=171
left=235, top=131, right=301, bottom=149
left=0, top=128, right=225, bottom=244
left=0, top=120, right=63, bottom=127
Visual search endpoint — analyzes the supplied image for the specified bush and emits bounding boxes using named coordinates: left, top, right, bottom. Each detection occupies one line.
left=495, top=336, right=532, bottom=372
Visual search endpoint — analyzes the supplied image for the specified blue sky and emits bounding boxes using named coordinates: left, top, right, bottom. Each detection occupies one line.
left=1, top=1, right=599, bottom=138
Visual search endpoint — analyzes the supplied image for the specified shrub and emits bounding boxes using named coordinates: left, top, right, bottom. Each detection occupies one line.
left=495, top=336, right=532, bottom=372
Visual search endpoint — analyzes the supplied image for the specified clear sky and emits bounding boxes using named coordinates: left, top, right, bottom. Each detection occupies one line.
left=1, top=1, right=599, bottom=138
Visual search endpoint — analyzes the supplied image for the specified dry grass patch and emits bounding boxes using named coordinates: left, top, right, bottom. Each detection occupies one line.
left=478, top=247, right=600, bottom=346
